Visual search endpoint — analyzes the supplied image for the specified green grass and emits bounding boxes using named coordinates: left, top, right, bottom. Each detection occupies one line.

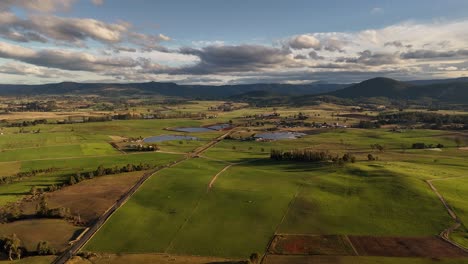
left=0, top=152, right=182, bottom=205
left=84, top=158, right=227, bottom=253
left=279, top=162, right=452, bottom=236
left=433, top=177, right=468, bottom=248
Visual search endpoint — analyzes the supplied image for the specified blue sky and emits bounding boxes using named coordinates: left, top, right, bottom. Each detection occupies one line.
left=64, top=0, right=468, bottom=42
left=1, top=0, right=468, bottom=84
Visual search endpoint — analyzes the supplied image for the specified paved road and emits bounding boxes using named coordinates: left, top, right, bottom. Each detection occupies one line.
left=52, top=130, right=234, bottom=264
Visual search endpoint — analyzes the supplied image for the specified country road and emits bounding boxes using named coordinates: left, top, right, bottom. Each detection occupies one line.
left=51, top=130, right=234, bottom=264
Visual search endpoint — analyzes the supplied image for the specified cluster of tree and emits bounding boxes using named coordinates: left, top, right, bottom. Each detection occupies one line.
left=377, top=112, right=468, bottom=129
left=270, top=149, right=356, bottom=164
left=124, top=144, right=159, bottom=152
left=412, top=143, right=445, bottom=149
left=5, top=101, right=57, bottom=112
left=0, top=203, right=22, bottom=223
left=36, top=196, right=72, bottom=219
left=0, top=168, right=57, bottom=186
left=355, top=121, right=381, bottom=129
left=66, top=163, right=153, bottom=186
left=370, top=144, right=385, bottom=152
left=36, top=241, right=56, bottom=255
left=0, top=234, right=23, bottom=260
left=5, top=119, right=47, bottom=127
left=0, top=234, right=56, bottom=260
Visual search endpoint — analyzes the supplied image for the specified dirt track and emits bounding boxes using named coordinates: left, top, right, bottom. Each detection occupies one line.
left=426, top=177, right=468, bottom=253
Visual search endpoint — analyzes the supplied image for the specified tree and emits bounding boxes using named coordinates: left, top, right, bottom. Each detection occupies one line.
left=30, top=186, right=38, bottom=196
left=249, top=252, right=260, bottom=264
left=2, top=234, right=22, bottom=260
left=69, top=175, right=77, bottom=185
left=36, top=195, right=49, bottom=216
left=37, top=241, right=56, bottom=255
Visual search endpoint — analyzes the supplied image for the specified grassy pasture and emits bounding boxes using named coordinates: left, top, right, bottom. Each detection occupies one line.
left=0, top=152, right=182, bottom=205
left=84, top=158, right=227, bottom=253
left=433, top=177, right=468, bottom=248
left=278, top=162, right=452, bottom=236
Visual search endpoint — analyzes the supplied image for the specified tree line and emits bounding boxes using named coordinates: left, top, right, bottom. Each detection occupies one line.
left=270, top=149, right=356, bottom=164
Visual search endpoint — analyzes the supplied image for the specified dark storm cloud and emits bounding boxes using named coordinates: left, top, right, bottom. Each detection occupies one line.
left=175, top=45, right=295, bottom=74
left=336, top=50, right=399, bottom=66
left=401, top=49, right=468, bottom=59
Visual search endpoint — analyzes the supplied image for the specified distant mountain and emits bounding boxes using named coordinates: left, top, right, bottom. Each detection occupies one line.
left=329, top=77, right=413, bottom=98
left=0, top=81, right=346, bottom=98
left=327, top=77, right=468, bottom=103
left=407, top=77, right=468, bottom=86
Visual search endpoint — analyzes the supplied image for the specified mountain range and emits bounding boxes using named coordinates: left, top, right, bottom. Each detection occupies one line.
left=1, top=77, right=468, bottom=104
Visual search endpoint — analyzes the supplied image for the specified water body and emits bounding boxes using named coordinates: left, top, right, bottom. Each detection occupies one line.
left=143, top=135, right=198, bottom=143
left=172, top=127, right=213, bottom=133
left=207, top=124, right=232, bottom=131
left=173, top=124, right=231, bottom=133
left=254, top=132, right=306, bottom=140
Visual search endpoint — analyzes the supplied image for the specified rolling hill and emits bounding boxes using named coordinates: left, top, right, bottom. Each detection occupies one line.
left=0, top=81, right=346, bottom=98
left=327, top=77, right=468, bottom=103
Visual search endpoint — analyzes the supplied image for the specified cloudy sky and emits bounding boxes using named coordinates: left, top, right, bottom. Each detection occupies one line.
left=1, top=0, right=468, bottom=85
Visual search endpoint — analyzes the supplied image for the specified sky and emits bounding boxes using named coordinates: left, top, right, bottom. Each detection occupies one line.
left=1, top=0, right=468, bottom=85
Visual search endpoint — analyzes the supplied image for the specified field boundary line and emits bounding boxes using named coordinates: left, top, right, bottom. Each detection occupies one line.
left=260, top=186, right=302, bottom=264
left=166, top=161, right=236, bottom=252
left=343, top=235, right=359, bottom=256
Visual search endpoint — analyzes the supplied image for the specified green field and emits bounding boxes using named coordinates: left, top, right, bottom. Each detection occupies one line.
left=84, top=158, right=228, bottom=252
left=1, top=102, right=468, bottom=263
left=433, top=177, right=468, bottom=248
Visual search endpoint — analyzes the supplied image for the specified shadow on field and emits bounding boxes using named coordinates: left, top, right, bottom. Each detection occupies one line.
left=231, top=157, right=336, bottom=172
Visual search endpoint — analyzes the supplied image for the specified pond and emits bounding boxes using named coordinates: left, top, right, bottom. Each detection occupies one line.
left=143, top=135, right=198, bottom=143
left=254, top=132, right=306, bottom=140
left=172, top=127, right=213, bottom=133
left=207, top=124, right=232, bottom=131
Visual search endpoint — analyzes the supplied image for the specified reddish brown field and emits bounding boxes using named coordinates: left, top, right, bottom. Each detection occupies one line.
left=348, top=236, right=468, bottom=258
left=21, top=171, right=146, bottom=224
left=268, top=235, right=356, bottom=256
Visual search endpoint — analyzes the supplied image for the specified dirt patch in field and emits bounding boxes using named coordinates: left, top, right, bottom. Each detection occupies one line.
left=348, top=236, right=468, bottom=258
left=458, top=147, right=468, bottom=151
left=268, top=235, right=356, bottom=256
left=68, top=253, right=242, bottom=264
left=268, top=235, right=468, bottom=258
left=0, top=219, right=82, bottom=252
left=21, top=171, right=146, bottom=224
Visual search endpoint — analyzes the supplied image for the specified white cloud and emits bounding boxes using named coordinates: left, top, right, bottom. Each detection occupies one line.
left=289, top=35, right=321, bottom=50
left=370, top=7, right=384, bottom=15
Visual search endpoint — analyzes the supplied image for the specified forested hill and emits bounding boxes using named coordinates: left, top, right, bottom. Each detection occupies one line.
left=0, top=81, right=346, bottom=98
left=327, top=77, right=468, bottom=103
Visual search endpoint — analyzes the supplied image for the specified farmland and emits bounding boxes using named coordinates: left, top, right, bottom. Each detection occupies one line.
left=0, top=99, right=467, bottom=264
